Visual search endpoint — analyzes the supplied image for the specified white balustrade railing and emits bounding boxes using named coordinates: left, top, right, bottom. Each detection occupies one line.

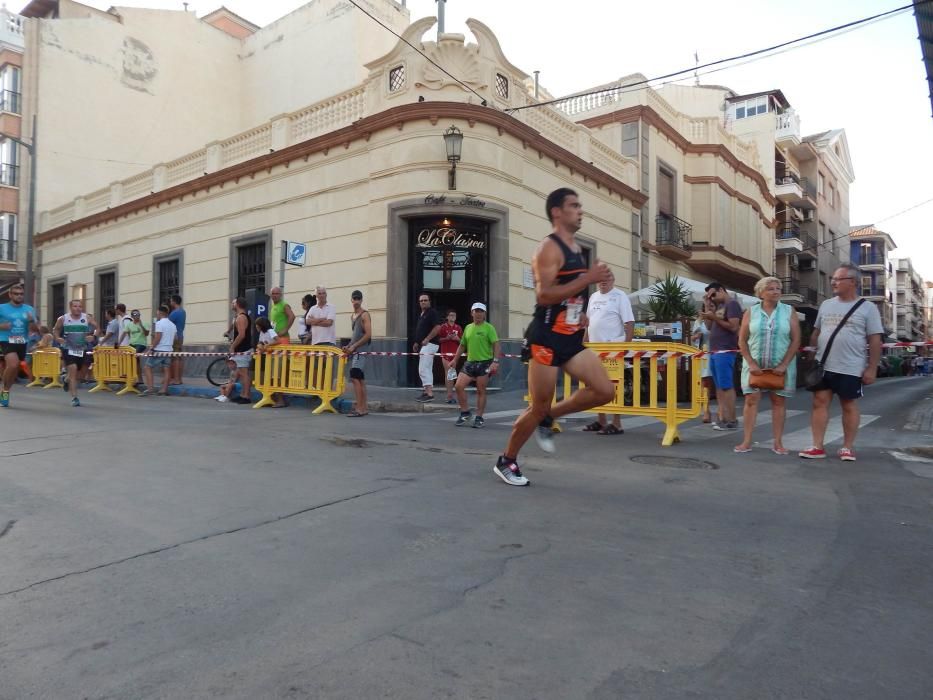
left=122, top=171, right=154, bottom=201
left=220, top=125, right=272, bottom=168
left=290, top=86, right=366, bottom=142
left=166, top=150, right=208, bottom=187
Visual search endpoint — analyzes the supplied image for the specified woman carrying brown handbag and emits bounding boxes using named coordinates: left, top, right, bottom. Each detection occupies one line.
left=735, top=276, right=801, bottom=455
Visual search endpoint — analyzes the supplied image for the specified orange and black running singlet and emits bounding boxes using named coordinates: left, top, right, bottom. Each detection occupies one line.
left=533, top=234, right=587, bottom=336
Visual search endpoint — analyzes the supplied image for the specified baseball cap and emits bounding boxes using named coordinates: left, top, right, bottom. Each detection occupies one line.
left=351, top=290, right=363, bottom=300
left=471, top=302, right=487, bottom=312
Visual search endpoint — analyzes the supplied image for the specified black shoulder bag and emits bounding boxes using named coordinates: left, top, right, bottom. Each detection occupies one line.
left=804, top=298, right=865, bottom=391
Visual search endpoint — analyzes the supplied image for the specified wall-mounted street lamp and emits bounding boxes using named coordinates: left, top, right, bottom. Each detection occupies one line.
left=443, top=124, right=463, bottom=191
left=0, top=114, right=37, bottom=306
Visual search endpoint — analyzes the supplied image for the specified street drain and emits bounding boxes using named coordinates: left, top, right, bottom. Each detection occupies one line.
left=630, top=455, right=719, bottom=470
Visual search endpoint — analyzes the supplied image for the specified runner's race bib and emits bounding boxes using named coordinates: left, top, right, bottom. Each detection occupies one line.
left=68, top=348, right=84, bottom=357
left=9, top=335, right=26, bottom=345
left=564, top=297, right=584, bottom=327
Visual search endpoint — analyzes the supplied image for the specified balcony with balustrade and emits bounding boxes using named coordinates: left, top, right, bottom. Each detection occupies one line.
left=774, top=171, right=816, bottom=209
left=775, top=109, right=800, bottom=146
left=779, top=276, right=817, bottom=307
left=775, top=224, right=817, bottom=255
left=654, top=213, right=692, bottom=261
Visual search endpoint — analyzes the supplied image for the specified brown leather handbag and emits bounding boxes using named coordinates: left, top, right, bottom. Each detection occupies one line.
left=749, top=369, right=785, bottom=391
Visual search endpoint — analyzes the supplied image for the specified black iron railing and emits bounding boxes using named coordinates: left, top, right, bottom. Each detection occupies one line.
left=0, top=89, right=20, bottom=114
left=655, top=213, right=692, bottom=248
left=0, top=162, right=18, bottom=187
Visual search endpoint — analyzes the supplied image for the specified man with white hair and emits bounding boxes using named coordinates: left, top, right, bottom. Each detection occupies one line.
left=305, top=286, right=337, bottom=346
left=583, top=270, right=635, bottom=434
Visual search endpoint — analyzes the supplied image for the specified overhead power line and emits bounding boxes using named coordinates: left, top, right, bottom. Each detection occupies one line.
left=346, top=0, right=487, bottom=106
left=798, top=196, right=933, bottom=257
left=506, top=0, right=931, bottom=113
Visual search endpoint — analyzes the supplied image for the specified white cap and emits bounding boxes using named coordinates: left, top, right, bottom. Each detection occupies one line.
left=471, top=302, right=487, bottom=312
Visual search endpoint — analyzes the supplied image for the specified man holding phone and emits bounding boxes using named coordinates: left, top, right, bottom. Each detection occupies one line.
left=698, top=282, right=743, bottom=430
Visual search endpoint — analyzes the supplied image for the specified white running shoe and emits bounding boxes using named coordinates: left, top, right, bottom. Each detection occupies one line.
left=215, top=395, right=229, bottom=403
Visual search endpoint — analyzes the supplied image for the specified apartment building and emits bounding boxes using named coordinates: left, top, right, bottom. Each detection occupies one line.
left=0, top=6, right=23, bottom=290
left=29, top=9, right=645, bottom=386
left=722, top=92, right=854, bottom=322
left=560, top=79, right=775, bottom=296
left=892, top=256, right=927, bottom=342
left=850, top=225, right=897, bottom=337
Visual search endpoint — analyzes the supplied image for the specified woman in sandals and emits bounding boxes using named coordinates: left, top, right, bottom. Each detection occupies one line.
left=735, top=276, right=800, bottom=454
left=582, top=270, right=635, bottom=435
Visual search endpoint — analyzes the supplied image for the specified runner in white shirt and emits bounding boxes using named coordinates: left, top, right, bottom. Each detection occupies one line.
left=583, top=271, right=635, bottom=435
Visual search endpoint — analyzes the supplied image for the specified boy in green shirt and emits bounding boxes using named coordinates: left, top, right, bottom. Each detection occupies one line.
left=452, top=303, right=500, bottom=429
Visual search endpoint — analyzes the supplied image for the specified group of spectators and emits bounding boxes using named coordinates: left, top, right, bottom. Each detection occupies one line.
left=692, top=263, right=885, bottom=461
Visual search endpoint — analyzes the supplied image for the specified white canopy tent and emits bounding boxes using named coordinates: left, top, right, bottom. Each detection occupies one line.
left=627, top=277, right=759, bottom=315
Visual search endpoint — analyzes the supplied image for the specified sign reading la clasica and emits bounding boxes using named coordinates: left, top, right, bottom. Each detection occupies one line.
left=414, top=227, right=486, bottom=250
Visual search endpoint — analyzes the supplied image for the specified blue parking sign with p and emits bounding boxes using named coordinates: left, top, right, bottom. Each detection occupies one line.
left=284, top=241, right=306, bottom=266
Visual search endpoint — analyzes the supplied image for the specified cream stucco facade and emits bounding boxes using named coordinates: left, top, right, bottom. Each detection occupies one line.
left=18, top=0, right=410, bottom=218
left=560, top=78, right=775, bottom=296
left=32, top=14, right=644, bottom=385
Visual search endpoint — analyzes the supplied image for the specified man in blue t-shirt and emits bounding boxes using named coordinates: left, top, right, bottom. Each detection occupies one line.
left=0, top=283, right=37, bottom=408
left=167, top=294, right=187, bottom=385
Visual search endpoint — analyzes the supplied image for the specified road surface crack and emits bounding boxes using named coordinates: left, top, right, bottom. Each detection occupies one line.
left=0, top=486, right=395, bottom=597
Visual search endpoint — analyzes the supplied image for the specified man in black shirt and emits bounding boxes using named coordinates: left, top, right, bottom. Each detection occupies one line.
left=412, top=292, right=441, bottom=402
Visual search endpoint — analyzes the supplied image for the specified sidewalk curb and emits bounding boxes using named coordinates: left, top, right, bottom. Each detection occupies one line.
left=161, top=383, right=459, bottom=415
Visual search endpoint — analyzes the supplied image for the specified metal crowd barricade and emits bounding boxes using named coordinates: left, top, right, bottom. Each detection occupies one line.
left=26, top=347, right=63, bottom=389
left=540, top=341, right=707, bottom=446
left=252, top=344, right=346, bottom=412
left=89, top=346, right=140, bottom=395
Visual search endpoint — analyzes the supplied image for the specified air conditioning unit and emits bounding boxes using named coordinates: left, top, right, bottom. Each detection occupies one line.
left=791, top=207, right=804, bottom=221
left=802, top=210, right=815, bottom=222
left=789, top=254, right=799, bottom=270
left=799, top=259, right=817, bottom=271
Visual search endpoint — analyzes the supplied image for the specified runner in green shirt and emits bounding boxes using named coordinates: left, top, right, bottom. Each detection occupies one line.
left=451, top=303, right=500, bottom=429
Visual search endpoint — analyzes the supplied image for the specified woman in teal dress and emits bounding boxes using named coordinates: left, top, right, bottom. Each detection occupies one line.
left=735, top=276, right=801, bottom=455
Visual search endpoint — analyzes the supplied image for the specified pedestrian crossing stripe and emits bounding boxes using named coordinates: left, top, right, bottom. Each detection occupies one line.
left=762, top=414, right=879, bottom=450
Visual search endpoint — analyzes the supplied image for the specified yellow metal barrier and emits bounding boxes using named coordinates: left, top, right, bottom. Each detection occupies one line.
left=89, top=346, right=140, bottom=395
left=252, top=344, right=346, bottom=412
left=533, top=341, right=707, bottom=446
left=26, top=348, right=63, bottom=389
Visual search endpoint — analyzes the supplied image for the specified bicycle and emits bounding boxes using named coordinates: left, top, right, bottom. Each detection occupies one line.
left=206, top=331, right=234, bottom=386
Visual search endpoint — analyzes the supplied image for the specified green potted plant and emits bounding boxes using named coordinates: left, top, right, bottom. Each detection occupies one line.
left=647, top=273, right=697, bottom=340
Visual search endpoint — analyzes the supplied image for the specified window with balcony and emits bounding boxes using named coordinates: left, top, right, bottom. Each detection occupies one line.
left=0, top=212, right=15, bottom=262
left=0, top=64, right=21, bottom=115
left=0, top=139, right=18, bottom=188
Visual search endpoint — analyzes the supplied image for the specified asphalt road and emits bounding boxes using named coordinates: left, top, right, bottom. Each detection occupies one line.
left=1, top=377, right=932, bottom=699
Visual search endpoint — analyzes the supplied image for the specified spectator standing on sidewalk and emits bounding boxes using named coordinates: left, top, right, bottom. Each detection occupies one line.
left=114, top=304, right=132, bottom=347
left=413, top=292, right=441, bottom=402
left=583, top=270, right=634, bottom=435
left=343, top=290, right=372, bottom=417
left=228, top=297, right=254, bottom=405
left=438, top=309, right=463, bottom=404
left=297, top=294, right=315, bottom=343
left=698, top=282, right=743, bottom=431
left=268, top=287, right=295, bottom=343
left=306, top=286, right=337, bottom=346
left=99, top=308, right=120, bottom=347
left=452, top=303, right=500, bottom=429
left=168, top=295, right=186, bottom=385
left=254, top=316, right=287, bottom=408
left=734, top=276, right=800, bottom=455
left=799, top=263, right=883, bottom=462
left=141, top=305, right=176, bottom=396
left=691, top=321, right=718, bottom=424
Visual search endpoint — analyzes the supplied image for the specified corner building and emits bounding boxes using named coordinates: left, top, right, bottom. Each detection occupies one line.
left=30, top=8, right=645, bottom=386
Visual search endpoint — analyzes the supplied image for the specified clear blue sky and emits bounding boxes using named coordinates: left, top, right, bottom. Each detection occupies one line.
left=12, top=0, right=932, bottom=279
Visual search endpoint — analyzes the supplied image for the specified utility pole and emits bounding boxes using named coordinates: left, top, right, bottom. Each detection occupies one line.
left=1, top=114, right=36, bottom=306
left=436, top=0, right=446, bottom=38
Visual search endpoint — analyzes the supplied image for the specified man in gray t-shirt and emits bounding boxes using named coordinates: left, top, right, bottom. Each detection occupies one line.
left=800, top=264, right=883, bottom=463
